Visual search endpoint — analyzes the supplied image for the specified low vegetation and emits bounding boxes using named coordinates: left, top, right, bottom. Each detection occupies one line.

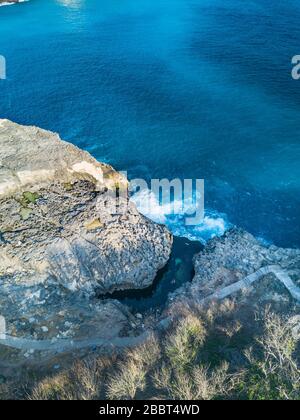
left=8, top=300, right=295, bottom=401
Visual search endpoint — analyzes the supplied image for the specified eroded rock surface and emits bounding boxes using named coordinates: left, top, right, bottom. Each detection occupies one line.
left=0, top=119, right=172, bottom=348
left=168, top=229, right=300, bottom=308
left=192, top=229, right=300, bottom=298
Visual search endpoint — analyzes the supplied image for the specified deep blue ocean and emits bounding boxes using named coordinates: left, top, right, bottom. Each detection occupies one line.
left=1, top=0, right=300, bottom=248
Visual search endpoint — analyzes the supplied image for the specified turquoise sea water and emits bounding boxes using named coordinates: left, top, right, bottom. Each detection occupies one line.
left=0, top=0, right=300, bottom=247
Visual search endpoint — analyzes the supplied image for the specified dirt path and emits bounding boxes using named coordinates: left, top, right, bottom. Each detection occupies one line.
left=0, top=265, right=299, bottom=353
left=0, top=331, right=149, bottom=353
left=203, top=265, right=300, bottom=303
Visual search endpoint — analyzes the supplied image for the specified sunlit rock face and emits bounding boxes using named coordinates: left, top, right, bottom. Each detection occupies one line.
left=0, top=119, right=172, bottom=347
left=0, top=119, right=172, bottom=294
left=0, top=119, right=126, bottom=199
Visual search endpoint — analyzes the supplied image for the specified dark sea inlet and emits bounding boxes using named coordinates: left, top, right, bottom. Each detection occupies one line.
left=0, top=0, right=300, bottom=248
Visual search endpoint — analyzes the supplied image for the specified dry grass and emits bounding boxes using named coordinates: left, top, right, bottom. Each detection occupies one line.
left=106, top=359, right=146, bottom=400
left=30, top=373, right=72, bottom=400
left=23, top=304, right=300, bottom=401
left=165, top=315, right=206, bottom=372
left=106, top=334, right=161, bottom=400
left=30, top=357, right=112, bottom=400
left=127, top=334, right=161, bottom=369
left=243, top=309, right=300, bottom=400
left=192, top=362, right=234, bottom=400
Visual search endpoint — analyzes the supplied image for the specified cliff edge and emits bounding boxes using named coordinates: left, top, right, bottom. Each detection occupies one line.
left=0, top=119, right=172, bottom=347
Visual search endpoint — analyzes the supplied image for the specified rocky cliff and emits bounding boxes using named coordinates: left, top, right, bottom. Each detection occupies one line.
left=0, top=119, right=172, bottom=346
left=166, top=228, right=300, bottom=314
left=1, top=119, right=300, bottom=369
left=0, top=119, right=172, bottom=293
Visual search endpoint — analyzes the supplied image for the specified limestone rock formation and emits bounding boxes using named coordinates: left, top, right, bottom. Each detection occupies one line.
left=0, top=119, right=172, bottom=346
left=0, top=119, right=172, bottom=294
left=167, top=228, right=300, bottom=310
left=191, top=229, right=300, bottom=299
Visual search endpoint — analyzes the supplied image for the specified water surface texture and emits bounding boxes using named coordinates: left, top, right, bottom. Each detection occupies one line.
left=0, top=0, right=299, bottom=246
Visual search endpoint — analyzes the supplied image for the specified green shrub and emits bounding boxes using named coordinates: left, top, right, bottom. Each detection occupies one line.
left=241, top=310, right=300, bottom=400
left=165, top=315, right=206, bottom=373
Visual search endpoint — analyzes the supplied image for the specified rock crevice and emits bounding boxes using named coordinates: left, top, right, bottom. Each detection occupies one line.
left=0, top=119, right=172, bottom=348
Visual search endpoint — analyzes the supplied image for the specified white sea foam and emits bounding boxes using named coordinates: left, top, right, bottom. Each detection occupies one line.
left=0, top=0, right=28, bottom=7
left=130, top=187, right=230, bottom=243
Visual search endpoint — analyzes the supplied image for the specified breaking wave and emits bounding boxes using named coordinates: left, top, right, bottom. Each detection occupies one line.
left=130, top=187, right=230, bottom=244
